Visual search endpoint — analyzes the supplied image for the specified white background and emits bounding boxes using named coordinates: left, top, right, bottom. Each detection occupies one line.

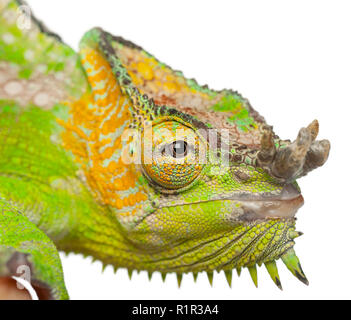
left=27, top=0, right=350, bottom=299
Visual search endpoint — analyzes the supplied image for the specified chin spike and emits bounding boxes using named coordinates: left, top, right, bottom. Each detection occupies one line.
left=264, top=261, right=282, bottom=290
left=236, top=267, right=242, bottom=277
left=207, top=271, right=214, bottom=286
left=193, top=272, right=198, bottom=282
left=248, top=265, right=258, bottom=287
left=281, top=249, right=309, bottom=285
left=177, top=273, right=183, bottom=288
left=148, top=271, right=153, bottom=281
left=289, top=230, right=303, bottom=239
left=161, top=272, right=167, bottom=282
left=128, top=269, right=133, bottom=280
left=225, top=270, right=232, bottom=288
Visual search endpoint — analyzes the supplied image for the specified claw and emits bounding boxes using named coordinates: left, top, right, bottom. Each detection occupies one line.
left=207, top=271, right=214, bottom=286
left=281, top=249, right=309, bottom=285
left=264, top=261, right=282, bottom=290
left=225, top=270, right=232, bottom=288
left=248, top=265, right=258, bottom=287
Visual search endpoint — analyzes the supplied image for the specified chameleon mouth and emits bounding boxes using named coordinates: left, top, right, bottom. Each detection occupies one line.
left=227, top=183, right=304, bottom=221
left=239, top=194, right=304, bottom=220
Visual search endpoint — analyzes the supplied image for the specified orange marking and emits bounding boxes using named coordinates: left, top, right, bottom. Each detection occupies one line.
left=58, top=48, right=148, bottom=213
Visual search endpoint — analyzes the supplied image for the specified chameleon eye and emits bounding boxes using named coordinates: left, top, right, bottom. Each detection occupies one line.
left=167, top=140, right=188, bottom=158
left=142, top=121, right=206, bottom=190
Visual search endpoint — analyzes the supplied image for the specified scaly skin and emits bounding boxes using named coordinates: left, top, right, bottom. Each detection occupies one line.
left=0, top=0, right=330, bottom=299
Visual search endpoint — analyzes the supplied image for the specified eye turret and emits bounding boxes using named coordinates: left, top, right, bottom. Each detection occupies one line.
left=142, top=121, right=205, bottom=190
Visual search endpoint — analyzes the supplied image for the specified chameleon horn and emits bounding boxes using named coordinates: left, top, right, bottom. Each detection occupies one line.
left=306, top=119, right=319, bottom=141
left=271, top=123, right=314, bottom=182
left=257, top=128, right=276, bottom=165
left=271, top=120, right=330, bottom=181
left=302, top=139, right=330, bottom=175
left=301, top=120, right=330, bottom=175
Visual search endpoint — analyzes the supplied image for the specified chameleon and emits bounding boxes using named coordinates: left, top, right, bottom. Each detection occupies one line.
left=0, top=0, right=330, bottom=300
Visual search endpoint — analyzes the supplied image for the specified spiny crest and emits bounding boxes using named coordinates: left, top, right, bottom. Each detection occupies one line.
left=93, top=28, right=158, bottom=128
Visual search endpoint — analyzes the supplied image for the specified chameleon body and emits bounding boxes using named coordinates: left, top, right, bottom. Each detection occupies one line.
left=0, top=0, right=330, bottom=300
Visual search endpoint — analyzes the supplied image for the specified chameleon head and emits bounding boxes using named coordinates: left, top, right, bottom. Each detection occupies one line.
left=74, top=29, right=331, bottom=287
left=127, top=114, right=329, bottom=286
